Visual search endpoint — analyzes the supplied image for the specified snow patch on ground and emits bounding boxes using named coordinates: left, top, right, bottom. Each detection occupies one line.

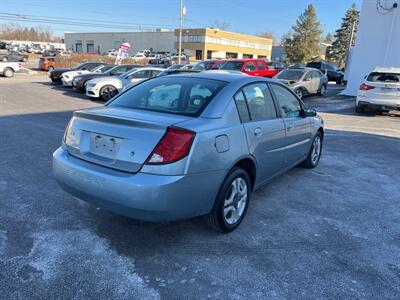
left=29, top=229, right=159, bottom=299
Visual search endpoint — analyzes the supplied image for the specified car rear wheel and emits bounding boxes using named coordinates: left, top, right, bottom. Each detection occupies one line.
left=295, top=88, right=304, bottom=99
left=3, top=68, right=14, bottom=78
left=300, top=131, right=323, bottom=169
left=100, top=85, right=118, bottom=101
left=204, top=167, right=250, bottom=233
left=318, top=84, right=326, bottom=96
left=355, top=103, right=364, bottom=113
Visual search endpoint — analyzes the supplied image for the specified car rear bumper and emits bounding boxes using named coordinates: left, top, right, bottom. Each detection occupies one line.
left=53, top=148, right=224, bottom=221
left=357, top=98, right=400, bottom=111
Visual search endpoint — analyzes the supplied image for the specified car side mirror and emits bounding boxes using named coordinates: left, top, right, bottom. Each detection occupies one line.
left=303, top=108, right=317, bottom=117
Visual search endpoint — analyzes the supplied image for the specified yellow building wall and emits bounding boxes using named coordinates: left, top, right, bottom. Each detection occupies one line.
left=175, top=28, right=273, bottom=61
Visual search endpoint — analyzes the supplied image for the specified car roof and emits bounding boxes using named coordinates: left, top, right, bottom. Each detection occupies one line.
left=226, top=59, right=264, bottom=62
left=372, top=67, right=400, bottom=74
left=163, top=70, right=251, bottom=83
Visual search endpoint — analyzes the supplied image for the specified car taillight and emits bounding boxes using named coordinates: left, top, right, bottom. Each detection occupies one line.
left=145, top=127, right=195, bottom=165
left=63, top=119, right=72, bottom=143
left=359, top=83, right=375, bottom=90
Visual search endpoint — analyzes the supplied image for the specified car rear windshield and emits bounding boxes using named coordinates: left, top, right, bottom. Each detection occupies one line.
left=108, top=77, right=227, bottom=117
left=367, top=72, right=400, bottom=83
left=276, top=69, right=304, bottom=81
left=220, top=61, right=244, bottom=71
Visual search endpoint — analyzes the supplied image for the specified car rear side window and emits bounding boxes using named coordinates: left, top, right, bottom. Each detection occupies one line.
left=257, top=61, right=265, bottom=70
left=270, top=84, right=302, bottom=118
left=234, top=90, right=250, bottom=122
left=109, top=77, right=227, bottom=117
left=242, top=83, right=277, bottom=121
left=367, top=72, right=400, bottom=83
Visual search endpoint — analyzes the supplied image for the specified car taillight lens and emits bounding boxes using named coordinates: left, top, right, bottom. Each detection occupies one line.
left=359, top=83, right=375, bottom=90
left=63, top=119, right=72, bottom=143
left=145, top=127, right=195, bottom=165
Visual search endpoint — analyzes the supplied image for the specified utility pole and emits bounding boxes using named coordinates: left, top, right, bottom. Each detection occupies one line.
left=178, top=0, right=184, bottom=64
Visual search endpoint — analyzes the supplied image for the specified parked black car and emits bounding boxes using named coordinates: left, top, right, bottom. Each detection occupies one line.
left=0, top=51, right=29, bottom=62
left=49, top=62, right=105, bottom=83
left=306, top=61, right=344, bottom=84
left=72, top=64, right=142, bottom=92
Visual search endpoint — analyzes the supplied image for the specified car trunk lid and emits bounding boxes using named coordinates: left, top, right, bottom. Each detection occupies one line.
left=65, top=107, right=193, bottom=173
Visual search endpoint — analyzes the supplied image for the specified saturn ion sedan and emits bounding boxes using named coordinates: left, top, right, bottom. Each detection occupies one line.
left=53, top=71, right=324, bottom=232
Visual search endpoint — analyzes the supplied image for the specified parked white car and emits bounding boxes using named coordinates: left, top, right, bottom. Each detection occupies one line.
left=86, top=67, right=163, bottom=100
left=131, top=53, right=147, bottom=61
left=61, top=64, right=106, bottom=87
left=356, top=67, right=400, bottom=113
left=0, top=62, right=20, bottom=77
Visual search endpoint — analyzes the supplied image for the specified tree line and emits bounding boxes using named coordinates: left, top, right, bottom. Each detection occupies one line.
left=0, top=23, right=62, bottom=42
left=282, top=3, right=360, bottom=68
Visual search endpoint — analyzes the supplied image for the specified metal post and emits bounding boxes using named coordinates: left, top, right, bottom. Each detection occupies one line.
left=178, top=0, right=183, bottom=64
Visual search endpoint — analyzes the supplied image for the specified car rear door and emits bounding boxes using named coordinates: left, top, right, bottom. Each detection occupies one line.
left=269, top=83, right=311, bottom=167
left=235, top=82, right=286, bottom=183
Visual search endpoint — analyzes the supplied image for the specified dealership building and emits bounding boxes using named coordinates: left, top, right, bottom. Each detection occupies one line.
left=64, top=28, right=273, bottom=61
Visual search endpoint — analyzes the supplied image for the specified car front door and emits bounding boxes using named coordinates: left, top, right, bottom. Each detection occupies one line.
left=243, top=62, right=257, bottom=76
left=269, top=83, right=311, bottom=166
left=235, top=82, right=286, bottom=184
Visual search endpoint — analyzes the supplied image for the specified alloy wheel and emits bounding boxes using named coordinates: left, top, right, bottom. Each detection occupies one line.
left=311, top=136, right=321, bottom=165
left=296, top=89, right=303, bottom=99
left=223, top=177, right=248, bottom=225
left=102, top=86, right=117, bottom=100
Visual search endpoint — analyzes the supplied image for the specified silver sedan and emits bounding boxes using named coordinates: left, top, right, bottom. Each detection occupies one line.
left=53, top=71, right=324, bottom=232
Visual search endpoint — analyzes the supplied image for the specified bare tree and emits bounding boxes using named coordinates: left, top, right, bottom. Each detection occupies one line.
left=210, top=20, right=231, bottom=31
left=0, top=23, right=60, bottom=42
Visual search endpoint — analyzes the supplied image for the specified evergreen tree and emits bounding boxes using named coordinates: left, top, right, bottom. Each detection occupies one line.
left=283, top=4, right=322, bottom=64
left=328, top=3, right=360, bottom=67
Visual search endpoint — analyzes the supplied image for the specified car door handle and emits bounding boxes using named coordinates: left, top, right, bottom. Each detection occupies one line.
left=287, top=123, right=294, bottom=130
left=254, top=127, right=262, bottom=137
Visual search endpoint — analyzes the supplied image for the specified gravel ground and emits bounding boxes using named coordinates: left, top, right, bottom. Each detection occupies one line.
left=0, top=75, right=399, bottom=299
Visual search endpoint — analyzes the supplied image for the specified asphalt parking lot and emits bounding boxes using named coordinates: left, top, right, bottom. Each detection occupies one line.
left=1, top=75, right=399, bottom=299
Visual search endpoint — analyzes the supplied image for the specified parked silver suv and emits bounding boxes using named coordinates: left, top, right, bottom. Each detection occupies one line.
left=53, top=71, right=324, bottom=232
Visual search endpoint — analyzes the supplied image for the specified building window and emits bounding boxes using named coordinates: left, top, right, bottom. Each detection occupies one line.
left=87, top=41, right=94, bottom=53
left=207, top=50, right=212, bottom=59
left=196, top=50, right=203, bottom=60
left=226, top=52, right=238, bottom=59
left=75, top=41, right=82, bottom=52
left=243, top=54, right=253, bottom=59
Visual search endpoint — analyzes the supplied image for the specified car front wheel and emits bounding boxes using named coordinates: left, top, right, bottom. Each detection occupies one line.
left=318, top=84, right=326, bottom=96
left=100, top=85, right=118, bottom=101
left=3, top=68, right=14, bottom=78
left=300, top=131, right=323, bottom=169
left=295, top=88, right=304, bottom=99
left=204, top=167, right=250, bottom=233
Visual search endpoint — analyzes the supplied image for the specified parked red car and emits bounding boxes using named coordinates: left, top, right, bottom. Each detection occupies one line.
left=220, top=59, right=280, bottom=78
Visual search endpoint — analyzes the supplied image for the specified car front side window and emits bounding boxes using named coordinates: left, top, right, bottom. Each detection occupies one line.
left=270, top=84, right=302, bottom=118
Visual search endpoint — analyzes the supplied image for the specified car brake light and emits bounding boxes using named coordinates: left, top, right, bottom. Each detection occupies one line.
left=359, top=83, right=375, bottom=90
left=63, top=119, right=73, bottom=143
left=145, top=127, right=195, bottom=165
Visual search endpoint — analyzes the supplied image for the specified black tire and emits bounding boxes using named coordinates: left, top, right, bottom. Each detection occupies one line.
left=295, top=88, right=304, bottom=99
left=336, top=78, right=343, bottom=85
left=204, top=167, right=251, bottom=233
left=355, top=103, right=364, bottom=113
left=300, top=131, right=323, bottom=169
left=318, top=84, right=327, bottom=96
left=100, top=85, right=118, bottom=101
left=3, top=68, right=14, bottom=78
